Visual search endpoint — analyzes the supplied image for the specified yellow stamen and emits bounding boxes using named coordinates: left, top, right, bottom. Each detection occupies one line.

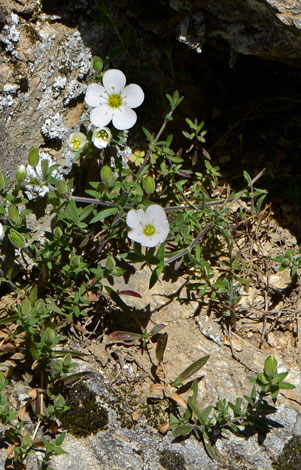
left=108, top=93, right=122, bottom=108
left=143, top=224, right=156, bottom=237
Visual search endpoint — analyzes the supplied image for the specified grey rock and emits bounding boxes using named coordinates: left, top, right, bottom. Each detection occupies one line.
left=171, top=0, right=301, bottom=66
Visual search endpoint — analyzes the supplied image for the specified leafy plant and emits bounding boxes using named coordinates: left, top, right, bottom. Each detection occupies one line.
left=164, top=356, right=295, bottom=459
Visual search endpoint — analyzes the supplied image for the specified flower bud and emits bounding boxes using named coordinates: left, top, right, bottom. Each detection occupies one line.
left=100, top=165, right=112, bottom=184
left=53, top=226, right=63, bottom=239
left=67, top=132, right=87, bottom=152
left=28, top=147, right=39, bottom=167
left=281, top=258, right=290, bottom=268
left=16, top=164, right=27, bottom=182
left=93, top=56, right=103, bottom=73
left=70, top=254, right=81, bottom=268
left=264, top=356, right=277, bottom=378
left=92, top=127, right=112, bottom=149
left=143, top=176, right=155, bottom=195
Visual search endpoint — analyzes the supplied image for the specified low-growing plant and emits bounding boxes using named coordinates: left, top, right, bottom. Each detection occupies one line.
left=155, top=356, right=295, bottom=459
left=0, top=47, right=296, bottom=469
left=271, top=247, right=301, bottom=280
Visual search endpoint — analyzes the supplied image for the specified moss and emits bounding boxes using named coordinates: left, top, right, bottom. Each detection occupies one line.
left=159, top=450, right=186, bottom=470
left=111, top=384, right=169, bottom=430
left=272, top=436, right=301, bottom=470
left=60, top=382, right=108, bottom=437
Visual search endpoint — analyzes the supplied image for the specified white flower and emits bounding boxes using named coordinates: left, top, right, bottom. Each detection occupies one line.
left=85, top=69, right=144, bottom=131
left=67, top=132, right=87, bottom=151
left=0, top=223, right=4, bottom=241
left=92, top=127, right=112, bottom=149
left=126, top=205, right=169, bottom=248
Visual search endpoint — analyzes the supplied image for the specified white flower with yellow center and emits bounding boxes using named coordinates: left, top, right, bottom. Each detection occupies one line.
left=92, top=127, right=112, bottom=149
left=126, top=205, right=169, bottom=248
left=67, top=132, right=87, bottom=151
left=85, top=69, right=144, bottom=131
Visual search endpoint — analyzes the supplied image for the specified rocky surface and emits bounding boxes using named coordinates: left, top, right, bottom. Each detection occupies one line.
left=0, top=0, right=99, bottom=180
left=172, top=0, right=301, bottom=66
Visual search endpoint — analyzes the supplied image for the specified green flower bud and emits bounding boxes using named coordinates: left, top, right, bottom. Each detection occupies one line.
left=28, top=147, right=39, bottom=167
left=281, top=258, right=290, bottom=268
left=143, top=176, right=155, bottom=195
left=16, top=164, right=27, bottom=182
left=70, top=255, right=81, bottom=268
left=93, top=56, right=103, bottom=73
left=8, top=229, right=25, bottom=249
left=101, top=165, right=112, bottom=184
left=264, top=356, right=277, bottom=378
left=53, top=226, right=63, bottom=239
left=41, top=159, right=49, bottom=179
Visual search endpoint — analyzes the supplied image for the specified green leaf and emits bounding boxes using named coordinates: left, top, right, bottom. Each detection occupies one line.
left=272, top=372, right=288, bottom=384
left=90, top=207, right=118, bottom=224
left=108, top=331, right=142, bottom=342
left=243, top=170, right=252, bottom=185
left=105, top=286, right=133, bottom=317
left=156, top=243, right=165, bottom=262
left=172, top=355, right=210, bottom=387
left=142, top=127, right=153, bottom=143
left=172, top=424, right=193, bottom=438
left=203, top=435, right=215, bottom=460
left=278, top=381, right=295, bottom=390
left=156, top=332, right=168, bottom=363
left=21, top=298, right=31, bottom=316
left=149, top=263, right=164, bottom=289
left=65, top=200, right=79, bottom=224
left=28, top=284, right=38, bottom=306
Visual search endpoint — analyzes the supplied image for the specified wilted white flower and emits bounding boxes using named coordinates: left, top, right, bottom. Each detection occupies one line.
left=92, top=127, right=112, bottom=149
left=126, top=205, right=169, bottom=248
left=67, top=132, right=87, bottom=151
left=85, top=69, right=144, bottom=130
left=0, top=223, right=4, bottom=241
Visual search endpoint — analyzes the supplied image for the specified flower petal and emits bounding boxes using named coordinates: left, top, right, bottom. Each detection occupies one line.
left=126, top=209, right=146, bottom=229
left=85, top=83, right=105, bottom=107
left=128, top=230, right=159, bottom=248
left=103, top=69, right=126, bottom=95
left=112, top=107, right=137, bottom=130
left=146, top=205, right=169, bottom=243
left=145, top=205, right=167, bottom=223
left=156, top=224, right=170, bottom=243
left=122, top=84, right=144, bottom=108
left=90, top=105, right=113, bottom=127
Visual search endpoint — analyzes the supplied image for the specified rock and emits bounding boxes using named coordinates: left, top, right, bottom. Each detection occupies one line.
left=170, top=0, right=301, bottom=66
left=0, top=0, right=97, bottom=181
